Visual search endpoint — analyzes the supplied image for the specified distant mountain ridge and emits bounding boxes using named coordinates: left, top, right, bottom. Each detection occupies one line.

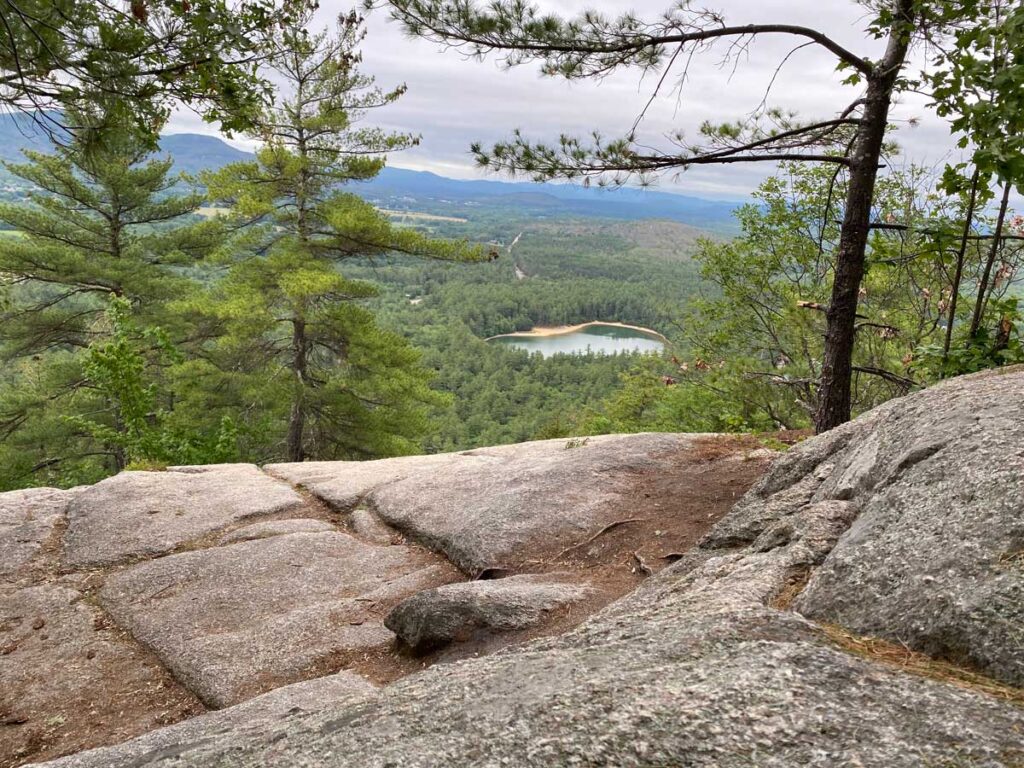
left=159, top=134, right=253, bottom=174
left=0, top=114, right=741, bottom=230
left=157, top=133, right=740, bottom=229
left=352, top=166, right=741, bottom=230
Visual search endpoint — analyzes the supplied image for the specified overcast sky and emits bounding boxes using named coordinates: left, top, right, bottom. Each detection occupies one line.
left=167, top=0, right=970, bottom=202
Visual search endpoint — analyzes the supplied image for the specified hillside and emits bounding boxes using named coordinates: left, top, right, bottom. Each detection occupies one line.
left=157, top=134, right=252, bottom=175
left=155, top=131, right=740, bottom=231
left=341, top=216, right=708, bottom=451
left=3, top=369, right=1023, bottom=767
left=351, top=166, right=740, bottom=232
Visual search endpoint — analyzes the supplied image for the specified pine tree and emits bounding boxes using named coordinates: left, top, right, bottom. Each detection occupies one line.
left=0, top=110, right=224, bottom=488
left=199, top=10, right=483, bottom=462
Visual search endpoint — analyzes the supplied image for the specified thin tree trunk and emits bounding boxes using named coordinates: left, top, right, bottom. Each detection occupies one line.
left=813, top=0, right=914, bottom=434
left=286, top=316, right=309, bottom=462
left=940, top=168, right=982, bottom=368
left=286, top=101, right=314, bottom=463
left=968, top=181, right=1012, bottom=339
left=112, top=406, right=127, bottom=472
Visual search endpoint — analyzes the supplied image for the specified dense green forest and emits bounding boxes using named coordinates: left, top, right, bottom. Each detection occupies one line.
left=0, top=177, right=707, bottom=487
left=341, top=219, right=706, bottom=451
left=0, top=0, right=1022, bottom=491
left=0, top=10, right=711, bottom=490
left=352, top=161, right=1024, bottom=446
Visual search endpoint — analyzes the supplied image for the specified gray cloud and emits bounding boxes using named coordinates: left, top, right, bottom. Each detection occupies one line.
left=168, top=0, right=995, bottom=203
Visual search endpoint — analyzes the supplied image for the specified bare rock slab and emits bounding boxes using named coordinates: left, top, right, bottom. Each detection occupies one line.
left=0, top=488, right=69, bottom=595
left=0, top=585, right=202, bottom=768
left=265, top=454, right=463, bottom=511
left=348, top=508, right=397, bottom=545
left=787, top=369, right=1024, bottom=686
left=22, top=383, right=1024, bottom=768
left=30, top=479, right=1024, bottom=768
left=99, top=531, right=460, bottom=708
left=385, top=573, right=592, bottom=652
left=29, top=671, right=378, bottom=768
left=274, top=433, right=705, bottom=574
left=64, top=464, right=303, bottom=568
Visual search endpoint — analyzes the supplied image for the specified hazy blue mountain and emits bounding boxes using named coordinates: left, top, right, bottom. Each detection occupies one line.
left=351, top=167, right=740, bottom=229
left=0, top=113, right=62, bottom=163
left=154, top=132, right=741, bottom=228
left=0, top=114, right=741, bottom=229
left=0, top=116, right=253, bottom=171
left=159, top=133, right=253, bottom=175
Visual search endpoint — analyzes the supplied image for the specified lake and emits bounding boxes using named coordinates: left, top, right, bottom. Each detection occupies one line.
left=488, top=322, right=666, bottom=357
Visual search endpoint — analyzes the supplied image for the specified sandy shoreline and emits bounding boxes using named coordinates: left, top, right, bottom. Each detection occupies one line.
left=486, top=321, right=668, bottom=342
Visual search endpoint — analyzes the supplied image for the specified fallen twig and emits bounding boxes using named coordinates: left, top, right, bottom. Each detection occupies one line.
left=550, top=518, right=648, bottom=562
left=148, top=583, right=177, bottom=600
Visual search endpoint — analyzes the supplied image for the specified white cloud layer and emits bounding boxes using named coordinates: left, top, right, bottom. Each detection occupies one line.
left=168, top=0, right=983, bottom=202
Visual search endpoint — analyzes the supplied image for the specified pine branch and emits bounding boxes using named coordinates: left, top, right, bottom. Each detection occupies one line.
left=385, top=1, right=872, bottom=76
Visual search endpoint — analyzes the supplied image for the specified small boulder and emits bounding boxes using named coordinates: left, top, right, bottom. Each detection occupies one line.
left=385, top=574, right=591, bottom=652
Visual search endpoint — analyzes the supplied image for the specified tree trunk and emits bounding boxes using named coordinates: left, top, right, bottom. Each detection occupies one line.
left=286, top=316, right=309, bottom=462
left=112, top=406, right=128, bottom=472
left=286, top=107, right=313, bottom=463
left=968, top=181, right=1012, bottom=339
left=813, top=0, right=914, bottom=434
left=940, top=168, right=982, bottom=368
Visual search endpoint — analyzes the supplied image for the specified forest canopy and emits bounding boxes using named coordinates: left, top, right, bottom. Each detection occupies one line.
left=0, top=0, right=1022, bottom=490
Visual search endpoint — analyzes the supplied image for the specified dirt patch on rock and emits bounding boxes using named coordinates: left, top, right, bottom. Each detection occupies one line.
left=343, top=434, right=778, bottom=680
left=0, top=586, right=204, bottom=768
left=541, top=436, right=776, bottom=574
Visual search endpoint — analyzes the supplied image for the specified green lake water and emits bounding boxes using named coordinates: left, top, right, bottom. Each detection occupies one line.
left=488, top=323, right=665, bottom=357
